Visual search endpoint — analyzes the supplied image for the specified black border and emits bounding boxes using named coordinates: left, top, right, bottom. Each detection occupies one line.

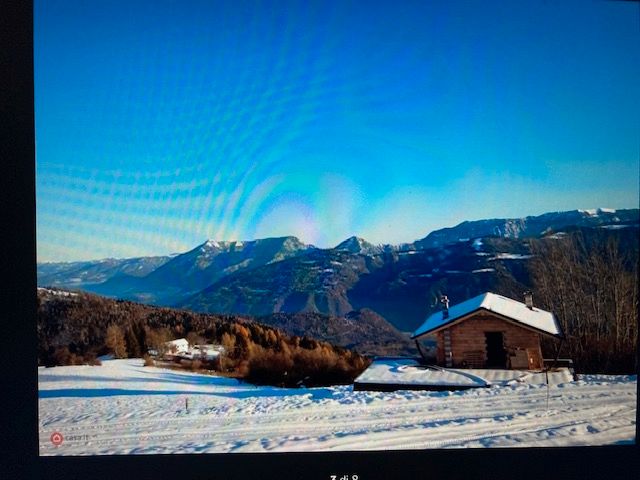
left=2, top=0, right=39, bottom=478
left=2, top=1, right=639, bottom=479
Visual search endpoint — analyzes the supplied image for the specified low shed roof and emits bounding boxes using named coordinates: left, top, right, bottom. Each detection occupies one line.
left=412, top=292, right=563, bottom=339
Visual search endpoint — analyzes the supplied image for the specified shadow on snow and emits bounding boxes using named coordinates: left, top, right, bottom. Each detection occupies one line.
left=39, top=386, right=337, bottom=400
left=38, top=372, right=240, bottom=387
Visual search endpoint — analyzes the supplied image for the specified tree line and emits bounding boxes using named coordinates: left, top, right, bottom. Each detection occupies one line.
left=529, top=229, right=638, bottom=374
left=38, top=291, right=370, bottom=387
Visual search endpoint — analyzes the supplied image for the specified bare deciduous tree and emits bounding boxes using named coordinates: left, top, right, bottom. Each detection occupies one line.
left=529, top=232, right=637, bottom=373
left=105, top=324, right=127, bottom=359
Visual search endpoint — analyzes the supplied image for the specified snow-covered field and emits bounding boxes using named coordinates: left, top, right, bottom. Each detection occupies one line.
left=38, top=359, right=636, bottom=455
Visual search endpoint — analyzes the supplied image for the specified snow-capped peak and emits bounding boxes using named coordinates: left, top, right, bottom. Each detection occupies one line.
left=579, top=208, right=617, bottom=217
left=335, top=236, right=385, bottom=255
left=344, top=236, right=365, bottom=246
left=336, top=236, right=367, bottom=250
left=197, top=239, right=235, bottom=257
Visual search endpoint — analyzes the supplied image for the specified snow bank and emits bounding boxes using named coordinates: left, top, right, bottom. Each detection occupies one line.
left=354, top=358, right=486, bottom=387
left=354, top=359, right=575, bottom=389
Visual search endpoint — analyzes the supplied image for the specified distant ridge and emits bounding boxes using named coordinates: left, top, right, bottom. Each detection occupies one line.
left=414, top=208, right=638, bottom=250
left=87, top=236, right=315, bottom=305
left=38, top=208, right=639, bottom=332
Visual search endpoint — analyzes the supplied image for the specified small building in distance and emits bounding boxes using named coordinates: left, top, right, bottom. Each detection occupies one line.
left=164, top=338, right=190, bottom=354
left=187, top=344, right=224, bottom=360
left=412, top=292, right=563, bottom=370
left=148, top=339, right=224, bottom=361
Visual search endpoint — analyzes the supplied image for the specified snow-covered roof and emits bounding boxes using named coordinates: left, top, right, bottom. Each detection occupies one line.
left=412, top=292, right=563, bottom=339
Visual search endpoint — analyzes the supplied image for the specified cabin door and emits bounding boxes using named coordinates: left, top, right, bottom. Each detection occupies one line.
left=485, top=332, right=506, bottom=368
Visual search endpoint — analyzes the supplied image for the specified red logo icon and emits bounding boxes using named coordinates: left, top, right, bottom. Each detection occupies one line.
left=50, top=432, right=64, bottom=446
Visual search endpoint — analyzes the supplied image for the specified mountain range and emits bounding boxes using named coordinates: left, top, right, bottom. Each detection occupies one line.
left=38, top=208, right=639, bottom=334
left=84, top=236, right=313, bottom=305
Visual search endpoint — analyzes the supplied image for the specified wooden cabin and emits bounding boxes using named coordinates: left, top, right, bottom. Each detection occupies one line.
left=411, top=292, right=564, bottom=370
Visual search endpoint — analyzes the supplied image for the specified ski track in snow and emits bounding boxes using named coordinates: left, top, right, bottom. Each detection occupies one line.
left=38, top=360, right=637, bottom=455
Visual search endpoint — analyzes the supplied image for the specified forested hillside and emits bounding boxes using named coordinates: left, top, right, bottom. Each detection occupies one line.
left=37, top=289, right=370, bottom=387
left=530, top=228, right=638, bottom=373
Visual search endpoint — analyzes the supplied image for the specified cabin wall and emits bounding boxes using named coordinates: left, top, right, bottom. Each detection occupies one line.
left=435, top=313, right=543, bottom=369
left=436, top=332, right=445, bottom=365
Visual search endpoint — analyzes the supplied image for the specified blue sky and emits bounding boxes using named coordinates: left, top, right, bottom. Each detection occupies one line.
left=35, top=0, right=640, bottom=262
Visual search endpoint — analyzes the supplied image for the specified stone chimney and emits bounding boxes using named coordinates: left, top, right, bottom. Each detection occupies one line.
left=441, top=295, right=450, bottom=319
left=524, top=291, right=533, bottom=310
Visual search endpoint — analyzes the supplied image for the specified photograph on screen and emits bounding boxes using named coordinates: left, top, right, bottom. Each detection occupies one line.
left=35, top=0, right=638, bottom=456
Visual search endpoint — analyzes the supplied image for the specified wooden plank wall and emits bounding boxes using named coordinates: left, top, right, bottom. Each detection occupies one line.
left=435, top=313, right=543, bottom=369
